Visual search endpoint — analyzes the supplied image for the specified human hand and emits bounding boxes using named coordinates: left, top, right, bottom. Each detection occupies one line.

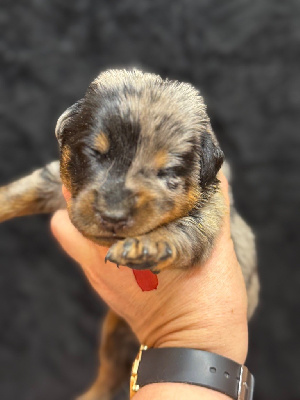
left=51, top=172, right=248, bottom=365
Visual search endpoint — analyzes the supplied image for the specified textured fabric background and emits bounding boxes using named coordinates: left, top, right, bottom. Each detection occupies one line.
left=0, top=1, right=299, bottom=399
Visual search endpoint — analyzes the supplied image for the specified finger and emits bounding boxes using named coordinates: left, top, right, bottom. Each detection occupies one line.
left=50, top=209, right=104, bottom=264
left=50, top=210, right=136, bottom=293
left=218, top=170, right=230, bottom=208
left=62, top=185, right=72, bottom=202
left=216, top=170, right=231, bottom=241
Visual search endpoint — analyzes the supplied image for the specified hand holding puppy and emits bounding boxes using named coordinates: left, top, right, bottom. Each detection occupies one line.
left=52, top=172, right=248, bottom=365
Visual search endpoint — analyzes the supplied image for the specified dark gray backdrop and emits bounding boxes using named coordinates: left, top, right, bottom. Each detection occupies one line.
left=0, top=1, right=299, bottom=399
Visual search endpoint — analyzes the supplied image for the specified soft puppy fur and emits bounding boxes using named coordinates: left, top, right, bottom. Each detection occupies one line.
left=0, top=69, right=259, bottom=400
left=56, top=69, right=225, bottom=272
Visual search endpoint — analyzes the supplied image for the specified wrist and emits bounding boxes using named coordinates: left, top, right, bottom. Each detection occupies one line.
left=134, top=383, right=232, bottom=400
left=133, top=265, right=248, bottom=365
left=137, top=312, right=248, bottom=365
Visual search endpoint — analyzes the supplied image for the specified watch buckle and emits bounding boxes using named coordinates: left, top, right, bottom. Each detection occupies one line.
left=130, top=345, right=148, bottom=398
left=238, top=366, right=254, bottom=400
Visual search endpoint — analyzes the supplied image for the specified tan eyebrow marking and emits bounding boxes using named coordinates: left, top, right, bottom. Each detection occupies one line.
left=153, top=149, right=168, bottom=170
left=94, top=132, right=110, bottom=154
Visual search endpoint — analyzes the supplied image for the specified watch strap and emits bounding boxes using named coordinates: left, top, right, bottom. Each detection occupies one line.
left=130, top=346, right=254, bottom=400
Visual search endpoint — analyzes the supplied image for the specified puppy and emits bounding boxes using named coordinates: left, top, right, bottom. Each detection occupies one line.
left=0, top=69, right=259, bottom=400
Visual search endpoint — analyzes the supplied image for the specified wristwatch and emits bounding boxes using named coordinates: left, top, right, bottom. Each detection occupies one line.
left=130, top=346, right=254, bottom=400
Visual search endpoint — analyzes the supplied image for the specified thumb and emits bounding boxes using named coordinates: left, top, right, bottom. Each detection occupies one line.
left=50, top=210, right=138, bottom=300
left=50, top=209, right=106, bottom=265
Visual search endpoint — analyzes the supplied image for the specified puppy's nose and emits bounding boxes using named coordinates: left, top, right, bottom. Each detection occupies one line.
left=99, top=210, right=129, bottom=231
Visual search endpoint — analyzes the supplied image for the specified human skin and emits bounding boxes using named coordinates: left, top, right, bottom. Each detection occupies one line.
left=51, top=172, right=248, bottom=400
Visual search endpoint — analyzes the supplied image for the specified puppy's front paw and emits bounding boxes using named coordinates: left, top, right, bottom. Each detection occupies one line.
left=105, top=237, right=173, bottom=270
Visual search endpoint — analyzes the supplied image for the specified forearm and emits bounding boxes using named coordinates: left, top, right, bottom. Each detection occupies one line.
left=134, top=383, right=232, bottom=400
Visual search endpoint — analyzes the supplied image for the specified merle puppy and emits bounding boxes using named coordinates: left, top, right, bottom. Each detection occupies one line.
left=0, top=69, right=259, bottom=400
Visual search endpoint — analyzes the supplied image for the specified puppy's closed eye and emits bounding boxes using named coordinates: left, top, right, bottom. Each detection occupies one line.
left=157, top=167, right=176, bottom=177
left=87, top=146, right=106, bottom=160
left=157, top=168, right=181, bottom=189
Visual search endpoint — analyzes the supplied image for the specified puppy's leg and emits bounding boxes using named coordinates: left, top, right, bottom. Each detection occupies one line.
left=0, top=161, right=65, bottom=223
left=77, top=310, right=139, bottom=400
left=106, top=190, right=225, bottom=271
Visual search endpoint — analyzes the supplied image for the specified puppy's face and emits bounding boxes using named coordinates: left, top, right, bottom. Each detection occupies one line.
left=55, top=70, right=223, bottom=245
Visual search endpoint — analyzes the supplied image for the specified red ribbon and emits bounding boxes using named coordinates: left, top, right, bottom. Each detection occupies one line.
left=132, top=270, right=159, bottom=291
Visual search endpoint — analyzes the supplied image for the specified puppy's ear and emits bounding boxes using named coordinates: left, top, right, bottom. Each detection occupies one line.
left=199, top=131, right=224, bottom=188
left=55, top=99, right=83, bottom=147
